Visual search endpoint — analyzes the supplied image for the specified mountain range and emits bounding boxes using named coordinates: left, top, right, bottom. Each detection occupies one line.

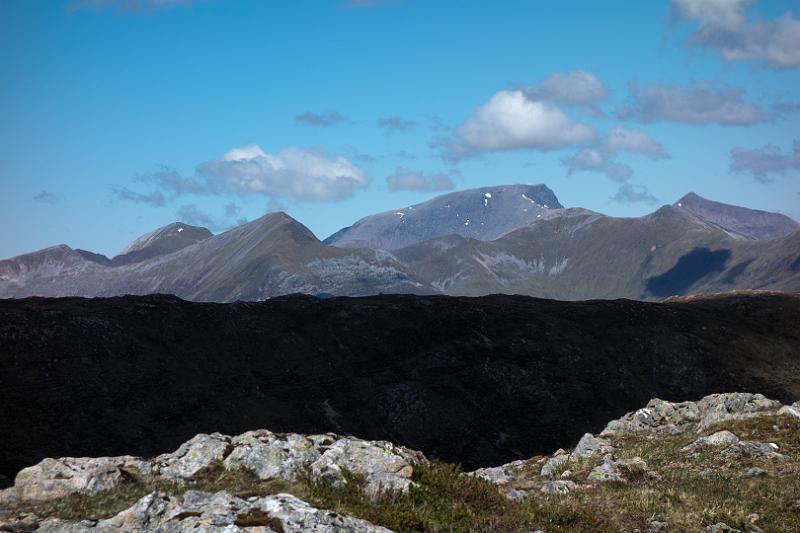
left=1, top=185, right=798, bottom=301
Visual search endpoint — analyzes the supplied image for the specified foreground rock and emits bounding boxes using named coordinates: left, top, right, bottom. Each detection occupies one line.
left=1, top=457, right=151, bottom=504
left=1, top=392, right=798, bottom=531
left=0, top=430, right=426, bottom=508
left=34, top=491, right=393, bottom=532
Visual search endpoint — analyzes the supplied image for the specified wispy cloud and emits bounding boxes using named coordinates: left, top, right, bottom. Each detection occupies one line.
left=730, top=139, right=800, bottom=182
left=112, top=166, right=205, bottom=207
left=671, top=0, right=800, bottom=69
left=345, top=145, right=377, bottom=164
left=378, top=116, right=416, bottom=133
left=344, top=0, right=397, bottom=7
left=69, top=0, right=194, bottom=12
left=561, top=126, right=667, bottom=203
left=562, top=149, right=633, bottom=182
left=385, top=167, right=454, bottom=192
left=176, top=203, right=247, bottom=232
left=524, top=70, right=609, bottom=115
left=224, top=202, right=241, bottom=217
left=33, top=190, right=59, bottom=205
left=603, top=126, right=670, bottom=159
left=616, top=81, right=764, bottom=125
left=611, top=183, right=658, bottom=205
left=295, top=110, right=346, bottom=127
left=177, top=204, right=220, bottom=230
left=112, top=187, right=166, bottom=207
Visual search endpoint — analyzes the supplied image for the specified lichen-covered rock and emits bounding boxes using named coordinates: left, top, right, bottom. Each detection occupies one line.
left=602, top=393, right=781, bottom=436
left=721, top=441, right=789, bottom=461
left=587, top=454, right=648, bottom=483
left=570, top=433, right=615, bottom=460
left=310, top=438, right=426, bottom=499
left=5, top=456, right=150, bottom=503
left=778, top=404, right=800, bottom=421
left=540, top=480, right=577, bottom=495
left=223, top=430, right=335, bottom=481
left=34, top=490, right=394, bottom=532
left=470, top=464, right=517, bottom=486
left=154, top=433, right=232, bottom=481
left=682, top=430, right=740, bottom=451
left=706, top=523, right=741, bottom=533
left=540, top=450, right=569, bottom=478
left=261, top=492, right=394, bottom=532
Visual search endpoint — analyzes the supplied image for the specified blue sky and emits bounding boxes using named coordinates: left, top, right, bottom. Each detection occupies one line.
left=1, top=0, right=799, bottom=259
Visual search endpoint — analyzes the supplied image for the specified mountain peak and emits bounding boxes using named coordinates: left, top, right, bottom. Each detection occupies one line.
left=672, top=192, right=799, bottom=240
left=325, top=183, right=564, bottom=250
left=113, top=222, right=213, bottom=266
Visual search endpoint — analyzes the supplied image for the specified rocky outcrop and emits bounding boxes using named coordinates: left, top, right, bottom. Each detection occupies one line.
left=309, top=438, right=425, bottom=499
left=223, top=430, right=333, bottom=482
left=0, top=430, right=426, bottom=510
left=153, top=433, right=232, bottom=481
left=601, top=393, right=781, bottom=436
left=33, top=491, right=392, bottom=532
left=0, top=456, right=151, bottom=503
left=467, top=392, right=798, bottom=501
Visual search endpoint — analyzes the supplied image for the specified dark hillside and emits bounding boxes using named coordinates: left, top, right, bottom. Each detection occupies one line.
left=1, top=292, right=799, bottom=483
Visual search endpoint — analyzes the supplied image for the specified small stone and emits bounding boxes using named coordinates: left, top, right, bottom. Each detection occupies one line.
left=587, top=454, right=648, bottom=483
left=540, top=453, right=569, bottom=478
left=706, top=523, right=741, bottom=533
left=540, top=479, right=577, bottom=495
left=570, top=433, right=615, bottom=460
left=742, top=467, right=767, bottom=478
left=721, top=441, right=789, bottom=461
left=470, top=465, right=515, bottom=486
left=682, top=430, right=739, bottom=451
left=506, top=488, right=525, bottom=502
left=650, top=520, right=669, bottom=532
left=778, top=405, right=800, bottom=420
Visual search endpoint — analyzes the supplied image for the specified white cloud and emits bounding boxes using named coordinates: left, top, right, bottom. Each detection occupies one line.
left=672, top=0, right=800, bottom=69
left=385, top=168, right=455, bottom=192
left=616, top=81, right=763, bottom=125
left=562, top=149, right=633, bottom=182
left=199, top=144, right=371, bottom=202
left=604, top=126, right=670, bottom=159
left=526, top=71, right=609, bottom=112
left=441, top=90, right=596, bottom=159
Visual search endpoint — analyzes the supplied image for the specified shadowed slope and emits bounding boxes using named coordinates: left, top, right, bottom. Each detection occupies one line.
left=1, top=292, right=798, bottom=482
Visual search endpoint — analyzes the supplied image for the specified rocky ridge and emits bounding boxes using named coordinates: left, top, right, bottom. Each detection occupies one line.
left=3, top=188, right=799, bottom=302
left=1, top=393, right=799, bottom=532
